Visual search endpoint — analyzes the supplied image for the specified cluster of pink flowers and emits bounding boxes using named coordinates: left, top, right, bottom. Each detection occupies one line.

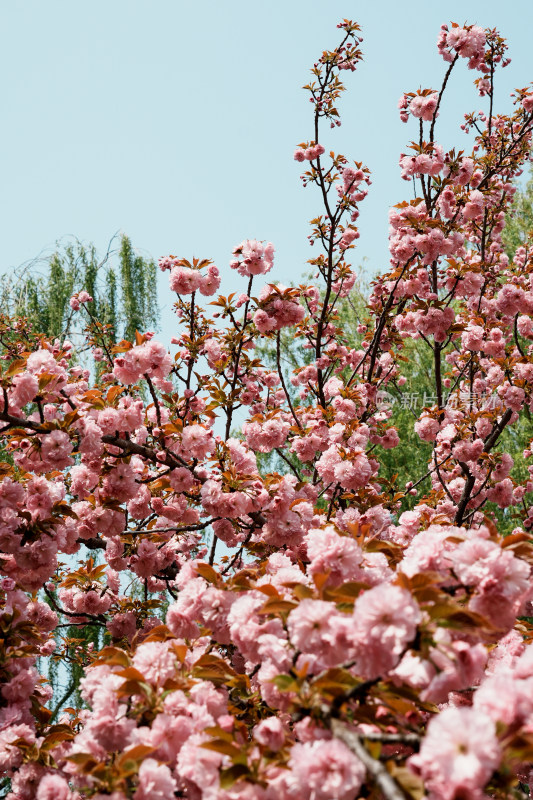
left=170, top=264, right=221, bottom=297
left=409, top=91, right=439, bottom=121
left=253, top=284, right=306, bottom=333
left=230, top=239, right=275, bottom=277
left=69, top=290, right=93, bottom=310
left=242, top=415, right=291, bottom=452
left=400, top=144, right=445, bottom=179
left=410, top=707, right=501, bottom=800
left=437, top=23, right=487, bottom=69
left=12, top=514, right=528, bottom=800
left=293, top=142, right=326, bottom=162
left=395, top=306, right=455, bottom=343
left=1, top=16, right=533, bottom=800
left=388, top=200, right=466, bottom=267
left=113, top=339, right=172, bottom=385
left=398, top=91, right=439, bottom=124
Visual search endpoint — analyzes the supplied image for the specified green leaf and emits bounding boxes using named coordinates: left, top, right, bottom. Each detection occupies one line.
left=271, top=673, right=299, bottom=692
left=219, top=764, right=251, bottom=789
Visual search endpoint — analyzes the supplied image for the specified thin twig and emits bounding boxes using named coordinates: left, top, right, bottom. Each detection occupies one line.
left=331, top=720, right=407, bottom=800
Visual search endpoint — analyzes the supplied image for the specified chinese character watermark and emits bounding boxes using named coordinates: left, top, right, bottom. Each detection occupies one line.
left=376, top=389, right=502, bottom=413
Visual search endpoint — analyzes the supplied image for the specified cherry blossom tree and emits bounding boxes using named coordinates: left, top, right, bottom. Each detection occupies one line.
left=1, top=18, right=533, bottom=800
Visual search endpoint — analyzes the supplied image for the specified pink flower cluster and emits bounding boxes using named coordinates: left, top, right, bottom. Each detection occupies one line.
left=242, top=415, right=291, bottom=453
left=169, top=263, right=221, bottom=296
left=113, top=339, right=172, bottom=385
left=409, top=707, right=500, bottom=800
left=437, top=23, right=487, bottom=70
left=230, top=239, right=275, bottom=277
left=410, top=91, right=439, bottom=121
left=69, top=290, right=93, bottom=310
left=400, top=144, right=445, bottom=179
left=388, top=200, right=465, bottom=267
left=395, top=306, right=455, bottom=343
left=293, top=143, right=326, bottom=162
left=253, top=284, right=305, bottom=333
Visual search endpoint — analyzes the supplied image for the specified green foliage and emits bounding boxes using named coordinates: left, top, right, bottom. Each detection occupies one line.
left=335, top=286, right=435, bottom=508
left=377, top=343, right=434, bottom=504
left=502, top=161, right=533, bottom=256
left=46, top=622, right=105, bottom=720
left=0, top=233, right=159, bottom=344
left=118, top=235, right=159, bottom=341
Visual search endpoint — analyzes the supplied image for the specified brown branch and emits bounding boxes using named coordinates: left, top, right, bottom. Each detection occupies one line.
left=80, top=536, right=106, bottom=550
left=483, top=407, right=513, bottom=453
left=145, top=374, right=162, bottom=428
left=101, top=434, right=184, bottom=471
left=331, top=720, right=407, bottom=800
left=454, top=461, right=476, bottom=526
left=0, top=410, right=50, bottom=433
left=276, top=331, right=302, bottom=430
left=360, top=731, right=419, bottom=747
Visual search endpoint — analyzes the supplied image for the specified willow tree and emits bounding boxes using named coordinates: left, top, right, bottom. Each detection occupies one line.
left=503, top=161, right=533, bottom=254
left=0, top=233, right=159, bottom=345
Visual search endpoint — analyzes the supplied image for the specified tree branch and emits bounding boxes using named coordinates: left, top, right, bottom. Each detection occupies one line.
left=331, top=719, right=407, bottom=800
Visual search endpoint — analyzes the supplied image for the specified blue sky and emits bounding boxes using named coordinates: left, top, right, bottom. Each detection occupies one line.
left=1, top=1, right=532, bottom=342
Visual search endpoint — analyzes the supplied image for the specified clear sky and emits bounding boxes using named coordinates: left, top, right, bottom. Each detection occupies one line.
left=1, top=1, right=532, bottom=342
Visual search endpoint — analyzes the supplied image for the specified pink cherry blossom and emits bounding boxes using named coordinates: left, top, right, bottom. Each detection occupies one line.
left=409, top=707, right=500, bottom=800
left=133, top=758, right=177, bottom=800
left=230, top=239, right=275, bottom=277
left=288, top=739, right=366, bottom=800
